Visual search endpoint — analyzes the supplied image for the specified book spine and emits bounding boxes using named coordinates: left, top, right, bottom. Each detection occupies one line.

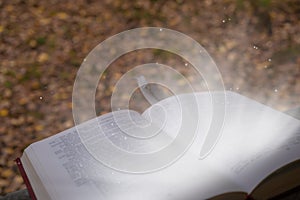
left=15, top=158, right=37, bottom=200
left=245, top=194, right=255, bottom=200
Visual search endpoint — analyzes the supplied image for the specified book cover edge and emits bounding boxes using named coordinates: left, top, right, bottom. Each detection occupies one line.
left=15, top=157, right=37, bottom=200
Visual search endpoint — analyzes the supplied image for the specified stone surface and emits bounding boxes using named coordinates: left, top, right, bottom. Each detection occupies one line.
left=0, top=189, right=30, bottom=200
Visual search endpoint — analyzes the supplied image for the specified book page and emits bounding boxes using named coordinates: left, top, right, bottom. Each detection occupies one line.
left=142, top=91, right=300, bottom=193
left=206, top=92, right=300, bottom=192
left=25, top=109, right=243, bottom=200
left=141, top=92, right=216, bottom=157
left=20, top=152, right=51, bottom=200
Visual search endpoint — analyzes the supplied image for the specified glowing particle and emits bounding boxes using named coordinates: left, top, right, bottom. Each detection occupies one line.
left=222, top=19, right=226, bottom=23
left=274, top=89, right=278, bottom=92
left=39, top=96, right=43, bottom=100
left=159, top=28, right=162, bottom=32
left=185, top=63, right=188, bottom=66
left=268, top=58, right=272, bottom=62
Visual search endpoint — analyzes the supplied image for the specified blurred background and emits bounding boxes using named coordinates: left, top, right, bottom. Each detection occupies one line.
left=0, top=0, right=299, bottom=195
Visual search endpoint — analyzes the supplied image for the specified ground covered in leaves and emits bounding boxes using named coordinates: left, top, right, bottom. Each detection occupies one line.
left=0, top=0, right=300, bottom=195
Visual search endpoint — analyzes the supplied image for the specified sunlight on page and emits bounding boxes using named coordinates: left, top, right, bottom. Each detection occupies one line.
left=204, top=92, right=300, bottom=192
left=21, top=91, right=300, bottom=200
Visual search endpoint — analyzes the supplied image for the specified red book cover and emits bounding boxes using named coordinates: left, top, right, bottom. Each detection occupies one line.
left=15, top=158, right=37, bottom=200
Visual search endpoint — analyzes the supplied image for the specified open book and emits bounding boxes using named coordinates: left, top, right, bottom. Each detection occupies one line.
left=17, top=91, right=300, bottom=200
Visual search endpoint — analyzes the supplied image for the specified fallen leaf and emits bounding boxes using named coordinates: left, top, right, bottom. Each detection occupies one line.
left=56, top=12, right=69, bottom=20
left=2, top=169, right=13, bottom=178
left=34, top=124, right=44, bottom=132
left=38, top=53, right=49, bottom=63
left=0, top=109, right=9, bottom=117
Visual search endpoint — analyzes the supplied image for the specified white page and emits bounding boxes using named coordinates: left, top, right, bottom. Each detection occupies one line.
left=206, top=92, right=300, bottom=192
left=142, top=92, right=215, bottom=157
left=142, top=91, right=300, bottom=193
left=26, top=109, right=243, bottom=200
left=21, top=152, right=52, bottom=200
